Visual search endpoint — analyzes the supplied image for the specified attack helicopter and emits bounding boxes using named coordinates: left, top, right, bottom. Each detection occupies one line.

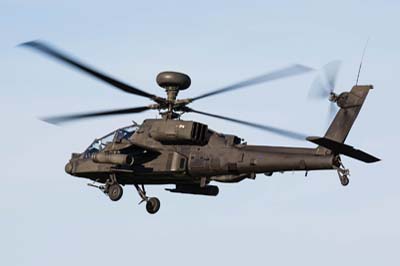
left=21, top=41, right=380, bottom=214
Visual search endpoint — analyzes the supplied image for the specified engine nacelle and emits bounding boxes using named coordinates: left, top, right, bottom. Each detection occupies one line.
left=149, top=120, right=208, bottom=144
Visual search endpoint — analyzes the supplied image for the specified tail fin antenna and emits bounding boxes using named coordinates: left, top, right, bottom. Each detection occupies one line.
left=356, top=37, right=370, bottom=85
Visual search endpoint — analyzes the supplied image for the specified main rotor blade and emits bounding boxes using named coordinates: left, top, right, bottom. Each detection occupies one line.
left=41, top=106, right=151, bottom=125
left=20, top=40, right=160, bottom=101
left=184, top=108, right=307, bottom=141
left=190, top=64, right=314, bottom=102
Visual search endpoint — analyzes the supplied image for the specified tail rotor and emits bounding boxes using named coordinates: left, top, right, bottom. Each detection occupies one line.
left=309, top=60, right=342, bottom=122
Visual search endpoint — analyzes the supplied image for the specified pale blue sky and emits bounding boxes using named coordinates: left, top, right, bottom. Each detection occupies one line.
left=1, top=1, right=399, bottom=265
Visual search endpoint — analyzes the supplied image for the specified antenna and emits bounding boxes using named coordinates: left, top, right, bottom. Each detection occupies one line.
left=356, top=37, right=370, bottom=85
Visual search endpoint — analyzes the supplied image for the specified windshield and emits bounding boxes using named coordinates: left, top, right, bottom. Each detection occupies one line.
left=84, top=124, right=138, bottom=158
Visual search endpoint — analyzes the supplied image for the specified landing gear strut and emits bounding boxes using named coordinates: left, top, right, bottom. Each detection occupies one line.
left=334, top=157, right=350, bottom=187
left=87, top=174, right=124, bottom=201
left=106, top=174, right=123, bottom=201
left=134, top=184, right=161, bottom=214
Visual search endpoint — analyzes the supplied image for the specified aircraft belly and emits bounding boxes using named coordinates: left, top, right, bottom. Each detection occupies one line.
left=117, top=174, right=194, bottom=185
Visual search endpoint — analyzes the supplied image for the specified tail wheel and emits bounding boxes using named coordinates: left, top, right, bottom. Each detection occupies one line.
left=340, top=176, right=350, bottom=186
left=146, top=197, right=161, bottom=214
left=108, top=184, right=123, bottom=201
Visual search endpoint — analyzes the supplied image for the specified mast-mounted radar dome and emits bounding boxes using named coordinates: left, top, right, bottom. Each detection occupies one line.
left=156, top=71, right=191, bottom=90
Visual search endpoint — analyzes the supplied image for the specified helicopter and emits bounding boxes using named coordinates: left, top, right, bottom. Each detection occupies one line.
left=21, top=41, right=380, bottom=214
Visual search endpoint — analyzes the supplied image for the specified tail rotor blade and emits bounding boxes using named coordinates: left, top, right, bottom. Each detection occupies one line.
left=324, top=60, right=341, bottom=90
left=309, top=75, right=330, bottom=99
left=309, top=61, right=341, bottom=125
left=309, top=60, right=342, bottom=100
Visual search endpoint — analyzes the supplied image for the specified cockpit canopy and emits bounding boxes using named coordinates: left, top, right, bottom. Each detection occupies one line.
left=84, top=124, right=138, bottom=158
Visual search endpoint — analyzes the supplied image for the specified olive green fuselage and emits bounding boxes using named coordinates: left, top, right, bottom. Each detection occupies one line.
left=66, top=119, right=334, bottom=186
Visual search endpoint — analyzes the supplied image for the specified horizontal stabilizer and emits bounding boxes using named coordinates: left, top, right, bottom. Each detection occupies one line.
left=307, top=136, right=380, bottom=163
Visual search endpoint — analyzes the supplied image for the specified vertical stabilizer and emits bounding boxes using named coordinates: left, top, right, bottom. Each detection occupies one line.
left=317, top=85, right=373, bottom=154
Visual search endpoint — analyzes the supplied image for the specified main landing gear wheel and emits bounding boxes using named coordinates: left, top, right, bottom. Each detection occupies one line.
left=146, top=197, right=161, bottom=214
left=135, top=184, right=161, bottom=214
left=108, top=183, right=123, bottom=201
left=87, top=175, right=124, bottom=201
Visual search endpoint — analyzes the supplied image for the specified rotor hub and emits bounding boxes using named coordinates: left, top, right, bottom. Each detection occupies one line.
left=156, top=71, right=191, bottom=110
left=329, top=92, right=338, bottom=102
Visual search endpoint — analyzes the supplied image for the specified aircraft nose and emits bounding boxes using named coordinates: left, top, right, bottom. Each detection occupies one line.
left=65, top=162, right=73, bottom=174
